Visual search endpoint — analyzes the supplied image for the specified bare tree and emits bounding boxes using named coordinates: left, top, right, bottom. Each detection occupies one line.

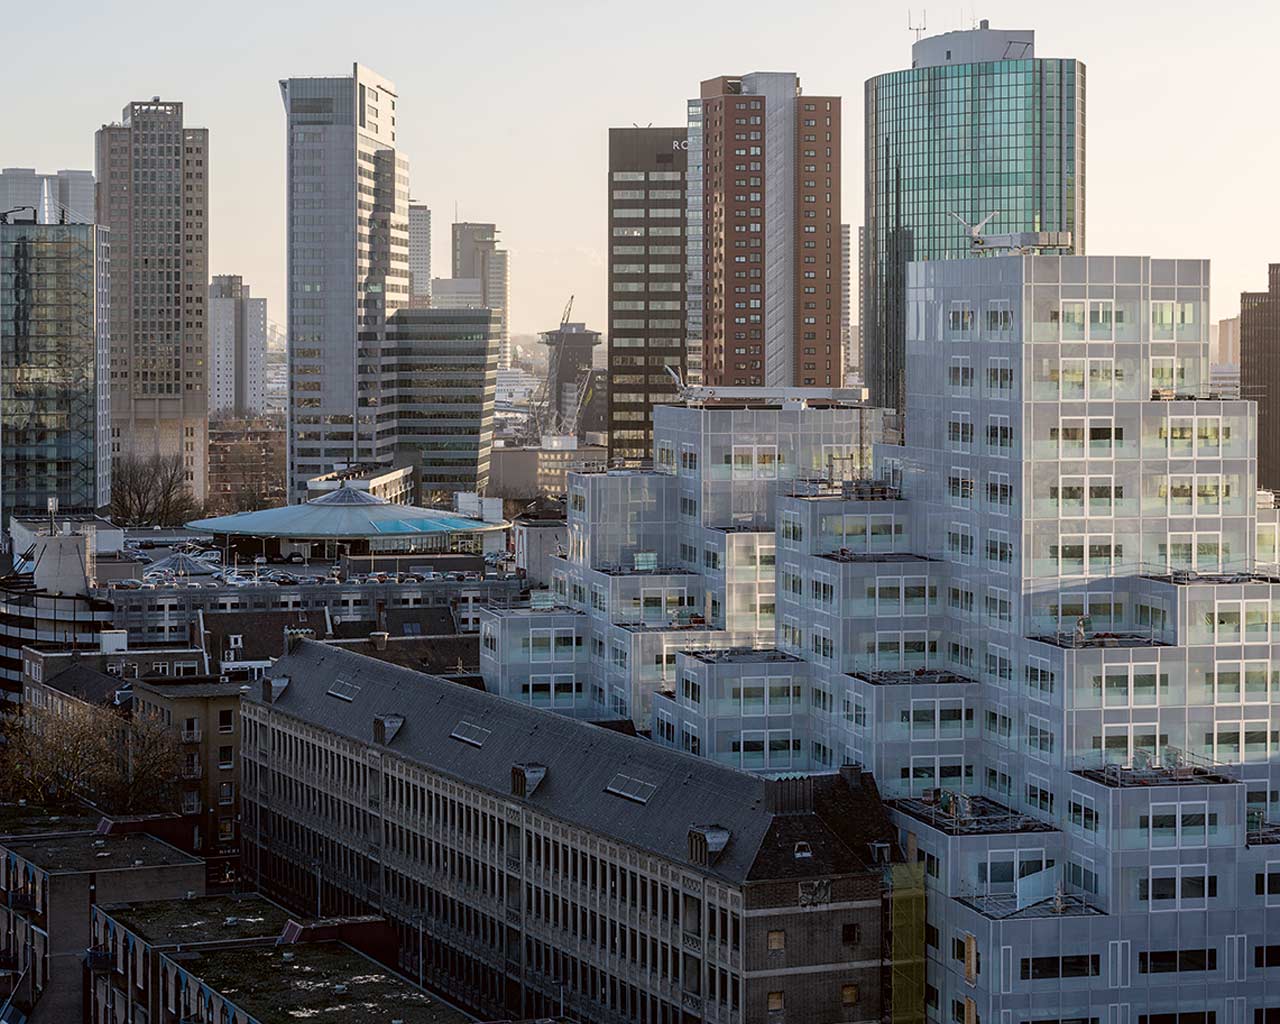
left=108, top=710, right=183, bottom=815
left=110, top=453, right=201, bottom=526
left=0, top=704, right=115, bottom=807
left=0, top=705, right=182, bottom=815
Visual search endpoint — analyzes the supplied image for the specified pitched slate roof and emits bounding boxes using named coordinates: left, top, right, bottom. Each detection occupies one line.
left=254, top=640, right=896, bottom=885
left=44, top=663, right=128, bottom=707
left=202, top=610, right=331, bottom=663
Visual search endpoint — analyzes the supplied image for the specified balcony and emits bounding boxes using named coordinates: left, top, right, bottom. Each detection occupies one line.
left=181, top=727, right=202, bottom=743
left=84, top=947, right=112, bottom=972
left=9, top=892, right=37, bottom=913
left=180, top=764, right=203, bottom=780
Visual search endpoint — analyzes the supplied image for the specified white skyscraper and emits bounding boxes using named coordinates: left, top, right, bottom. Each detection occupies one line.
left=280, top=63, right=409, bottom=500
left=208, top=275, right=267, bottom=418
left=408, top=202, right=431, bottom=306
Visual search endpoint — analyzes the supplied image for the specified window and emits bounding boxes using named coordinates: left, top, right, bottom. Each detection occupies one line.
left=842, top=984, right=859, bottom=1007
left=1256, top=945, right=1280, bottom=968
left=1139, top=1015, right=1216, bottom=1024
left=1140, top=948, right=1217, bottom=973
left=1020, top=954, right=1101, bottom=980
left=842, top=923, right=861, bottom=944
left=218, top=782, right=234, bottom=805
left=767, top=930, right=785, bottom=951
left=1255, top=862, right=1280, bottom=904
left=218, top=708, right=234, bottom=733
left=1139, top=865, right=1216, bottom=910
left=218, top=746, right=233, bottom=769
left=767, top=992, right=784, bottom=1012
left=947, top=302, right=975, bottom=336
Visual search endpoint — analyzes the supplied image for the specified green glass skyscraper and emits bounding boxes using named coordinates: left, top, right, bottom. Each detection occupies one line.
left=863, top=21, right=1085, bottom=413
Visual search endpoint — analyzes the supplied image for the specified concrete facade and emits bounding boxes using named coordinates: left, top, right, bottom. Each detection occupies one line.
left=690, top=74, right=842, bottom=388
left=96, top=99, right=210, bottom=501
left=208, top=275, right=267, bottom=418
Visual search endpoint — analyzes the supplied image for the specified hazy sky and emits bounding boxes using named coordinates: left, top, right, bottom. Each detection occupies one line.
left=5, top=0, right=1277, bottom=338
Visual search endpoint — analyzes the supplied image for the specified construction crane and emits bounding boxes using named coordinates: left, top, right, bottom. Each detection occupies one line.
left=524, top=295, right=576, bottom=442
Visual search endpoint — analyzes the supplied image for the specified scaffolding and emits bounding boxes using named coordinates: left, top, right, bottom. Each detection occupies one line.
left=886, top=861, right=926, bottom=1024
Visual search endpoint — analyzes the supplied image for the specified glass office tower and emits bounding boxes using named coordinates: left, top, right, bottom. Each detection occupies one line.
left=864, top=21, right=1085, bottom=416
left=0, top=221, right=110, bottom=526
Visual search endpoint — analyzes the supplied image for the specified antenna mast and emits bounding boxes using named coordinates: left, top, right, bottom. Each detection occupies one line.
left=909, top=9, right=927, bottom=41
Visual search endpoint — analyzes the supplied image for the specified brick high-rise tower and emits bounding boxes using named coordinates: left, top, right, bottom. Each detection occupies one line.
left=688, top=73, right=841, bottom=388
left=96, top=99, right=210, bottom=500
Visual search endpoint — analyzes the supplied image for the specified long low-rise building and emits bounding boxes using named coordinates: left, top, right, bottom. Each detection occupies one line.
left=242, top=639, right=923, bottom=1024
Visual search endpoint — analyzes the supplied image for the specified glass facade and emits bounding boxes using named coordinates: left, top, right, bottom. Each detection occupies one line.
left=864, top=47, right=1085, bottom=414
left=0, top=223, right=110, bottom=524
left=281, top=66, right=408, bottom=500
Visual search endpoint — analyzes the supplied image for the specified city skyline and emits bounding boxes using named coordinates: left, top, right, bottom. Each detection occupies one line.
left=4, top=0, right=1275, bottom=339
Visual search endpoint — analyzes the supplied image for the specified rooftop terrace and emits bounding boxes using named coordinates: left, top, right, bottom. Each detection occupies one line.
left=103, top=893, right=292, bottom=946
left=1028, top=631, right=1169, bottom=650
left=850, top=667, right=976, bottom=687
left=686, top=647, right=803, bottom=665
left=171, top=942, right=472, bottom=1024
left=3, top=832, right=199, bottom=873
left=787, top=479, right=903, bottom=501
left=1073, top=750, right=1237, bottom=788
left=890, top=793, right=1058, bottom=836
left=958, top=890, right=1105, bottom=921
left=1141, top=569, right=1280, bottom=586
left=819, top=551, right=929, bottom=564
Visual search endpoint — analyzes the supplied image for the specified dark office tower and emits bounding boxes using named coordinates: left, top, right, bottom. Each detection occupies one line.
left=96, top=98, right=210, bottom=500
left=1242, top=265, right=1280, bottom=489
left=383, top=306, right=499, bottom=500
left=451, top=222, right=509, bottom=368
left=607, top=127, right=687, bottom=464
left=864, top=21, right=1085, bottom=413
left=690, top=73, right=842, bottom=388
left=0, top=218, right=111, bottom=525
left=541, top=321, right=601, bottom=437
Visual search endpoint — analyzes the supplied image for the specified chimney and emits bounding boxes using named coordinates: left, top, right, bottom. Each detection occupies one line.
left=370, top=631, right=389, bottom=651
left=839, top=763, right=863, bottom=789
left=766, top=776, right=814, bottom=814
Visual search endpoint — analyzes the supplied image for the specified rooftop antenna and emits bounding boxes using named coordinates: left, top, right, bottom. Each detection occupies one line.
left=909, top=9, right=927, bottom=41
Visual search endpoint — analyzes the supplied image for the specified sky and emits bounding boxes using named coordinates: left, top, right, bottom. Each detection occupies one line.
left=5, top=0, right=1278, bottom=338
